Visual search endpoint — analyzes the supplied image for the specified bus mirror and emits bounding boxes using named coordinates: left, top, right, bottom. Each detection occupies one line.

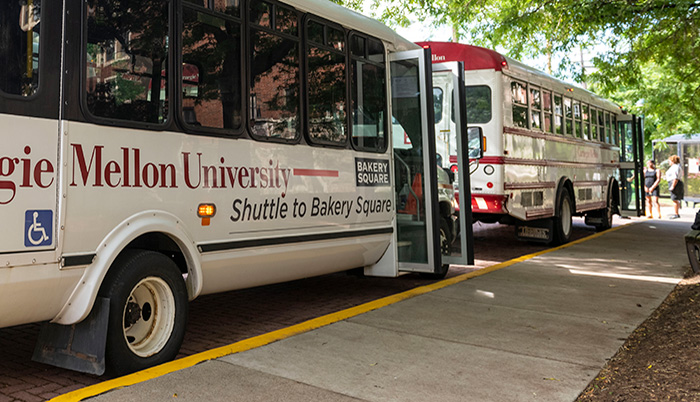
left=467, top=127, right=484, bottom=159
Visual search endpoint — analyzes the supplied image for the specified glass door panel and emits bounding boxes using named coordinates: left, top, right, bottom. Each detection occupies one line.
left=390, top=49, right=439, bottom=272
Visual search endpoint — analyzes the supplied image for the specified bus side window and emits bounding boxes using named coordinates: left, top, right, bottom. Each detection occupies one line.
left=350, top=34, right=387, bottom=152
left=85, top=0, right=169, bottom=125
left=0, top=0, right=41, bottom=97
left=542, top=91, right=553, bottom=133
left=510, top=80, right=528, bottom=128
left=590, top=108, right=598, bottom=140
left=582, top=103, right=590, bottom=140
left=573, top=100, right=582, bottom=138
left=564, top=97, right=573, bottom=136
left=529, top=86, right=541, bottom=131
left=553, top=94, right=563, bottom=135
left=464, top=85, right=492, bottom=124
left=433, top=87, right=443, bottom=124
left=306, top=20, right=347, bottom=145
left=249, top=1, right=300, bottom=141
left=181, top=4, right=243, bottom=133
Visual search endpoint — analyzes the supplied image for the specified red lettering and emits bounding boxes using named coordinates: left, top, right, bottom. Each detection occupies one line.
left=105, top=160, right=122, bottom=188
left=143, top=163, right=158, bottom=188
left=34, top=159, right=54, bottom=189
left=71, top=144, right=104, bottom=187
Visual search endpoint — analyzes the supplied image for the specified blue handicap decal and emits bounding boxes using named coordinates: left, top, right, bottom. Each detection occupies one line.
left=25, top=210, right=53, bottom=247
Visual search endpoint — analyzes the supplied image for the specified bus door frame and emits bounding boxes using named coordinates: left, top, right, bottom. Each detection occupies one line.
left=618, top=114, right=645, bottom=217
left=388, top=47, right=442, bottom=275
left=432, top=61, right=474, bottom=266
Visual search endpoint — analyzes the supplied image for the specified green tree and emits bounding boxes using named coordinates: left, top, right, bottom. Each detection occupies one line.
left=336, top=0, right=700, bottom=144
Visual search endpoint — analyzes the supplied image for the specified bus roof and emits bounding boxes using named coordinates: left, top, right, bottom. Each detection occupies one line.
left=283, top=0, right=418, bottom=52
left=418, top=41, right=621, bottom=112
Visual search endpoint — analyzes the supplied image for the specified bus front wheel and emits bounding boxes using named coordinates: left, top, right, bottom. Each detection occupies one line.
left=99, top=250, right=188, bottom=376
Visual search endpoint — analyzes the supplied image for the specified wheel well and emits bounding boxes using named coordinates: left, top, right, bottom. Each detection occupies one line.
left=123, top=233, right=188, bottom=275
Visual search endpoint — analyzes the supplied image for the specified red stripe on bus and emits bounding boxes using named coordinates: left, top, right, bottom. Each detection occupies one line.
left=293, top=169, right=339, bottom=177
left=478, top=156, right=505, bottom=164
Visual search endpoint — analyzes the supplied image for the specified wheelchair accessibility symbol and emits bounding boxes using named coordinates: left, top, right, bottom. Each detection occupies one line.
left=25, top=210, right=52, bottom=247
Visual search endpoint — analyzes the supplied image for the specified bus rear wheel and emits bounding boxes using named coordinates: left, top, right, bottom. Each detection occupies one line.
left=594, top=191, right=614, bottom=231
left=99, top=250, right=188, bottom=376
left=551, top=190, right=573, bottom=245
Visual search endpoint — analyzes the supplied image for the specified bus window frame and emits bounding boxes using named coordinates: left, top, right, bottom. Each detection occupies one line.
left=573, top=99, right=582, bottom=138
left=463, top=85, right=492, bottom=125
left=247, top=0, right=303, bottom=144
left=582, top=103, right=590, bottom=140
left=542, top=90, right=553, bottom=133
left=510, top=79, right=528, bottom=129
left=302, top=15, right=349, bottom=148
left=348, top=30, right=388, bottom=154
left=529, top=85, right=542, bottom=131
left=80, top=0, right=173, bottom=131
left=177, top=1, right=246, bottom=138
left=79, top=0, right=175, bottom=131
left=553, top=93, right=563, bottom=135
left=0, top=1, right=42, bottom=101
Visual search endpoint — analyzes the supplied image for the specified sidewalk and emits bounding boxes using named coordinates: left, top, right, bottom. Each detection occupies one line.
left=76, top=212, right=693, bottom=402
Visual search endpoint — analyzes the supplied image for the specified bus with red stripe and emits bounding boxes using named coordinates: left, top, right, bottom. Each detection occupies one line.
left=420, top=41, right=642, bottom=244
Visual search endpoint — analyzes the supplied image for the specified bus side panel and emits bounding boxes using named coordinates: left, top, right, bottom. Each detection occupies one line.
left=61, top=122, right=394, bottom=297
left=0, top=114, right=69, bottom=327
left=0, top=115, right=59, bottom=254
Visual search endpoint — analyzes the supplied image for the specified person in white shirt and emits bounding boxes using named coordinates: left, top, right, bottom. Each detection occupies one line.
left=665, top=154, right=683, bottom=218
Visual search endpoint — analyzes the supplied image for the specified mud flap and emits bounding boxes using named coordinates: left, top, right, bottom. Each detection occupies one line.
left=32, top=297, right=109, bottom=375
left=516, top=219, right=553, bottom=243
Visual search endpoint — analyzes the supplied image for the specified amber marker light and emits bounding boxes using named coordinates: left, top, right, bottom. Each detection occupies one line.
left=198, top=203, right=216, bottom=226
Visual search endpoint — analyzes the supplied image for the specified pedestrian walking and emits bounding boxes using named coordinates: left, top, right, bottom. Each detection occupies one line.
left=666, top=155, right=683, bottom=219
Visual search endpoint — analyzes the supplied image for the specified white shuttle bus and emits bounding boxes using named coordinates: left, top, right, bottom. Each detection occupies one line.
left=0, top=0, right=478, bottom=375
left=419, top=42, right=644, bottom=244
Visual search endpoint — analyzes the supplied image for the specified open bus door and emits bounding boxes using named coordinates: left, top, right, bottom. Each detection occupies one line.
left=432, top=62, right=475, bottom=267
left=387, top=49, right=475, bottom=278
left=618, top=114, right=645, bottom=217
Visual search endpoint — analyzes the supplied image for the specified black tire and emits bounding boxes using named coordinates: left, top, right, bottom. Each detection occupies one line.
left=99, top=249, right=188, bottom=376
left=593, top=190, right=614, bottom=232
left=551, top=189, right=573, bottom=246
left=420, top=218, right=451, bottom=280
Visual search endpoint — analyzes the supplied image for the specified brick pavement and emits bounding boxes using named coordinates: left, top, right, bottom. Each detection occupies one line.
left=0, top=220, right=601, bottom=401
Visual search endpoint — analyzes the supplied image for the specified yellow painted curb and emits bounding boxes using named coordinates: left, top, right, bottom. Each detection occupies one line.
left=49, top=222, right=633, bottom=401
